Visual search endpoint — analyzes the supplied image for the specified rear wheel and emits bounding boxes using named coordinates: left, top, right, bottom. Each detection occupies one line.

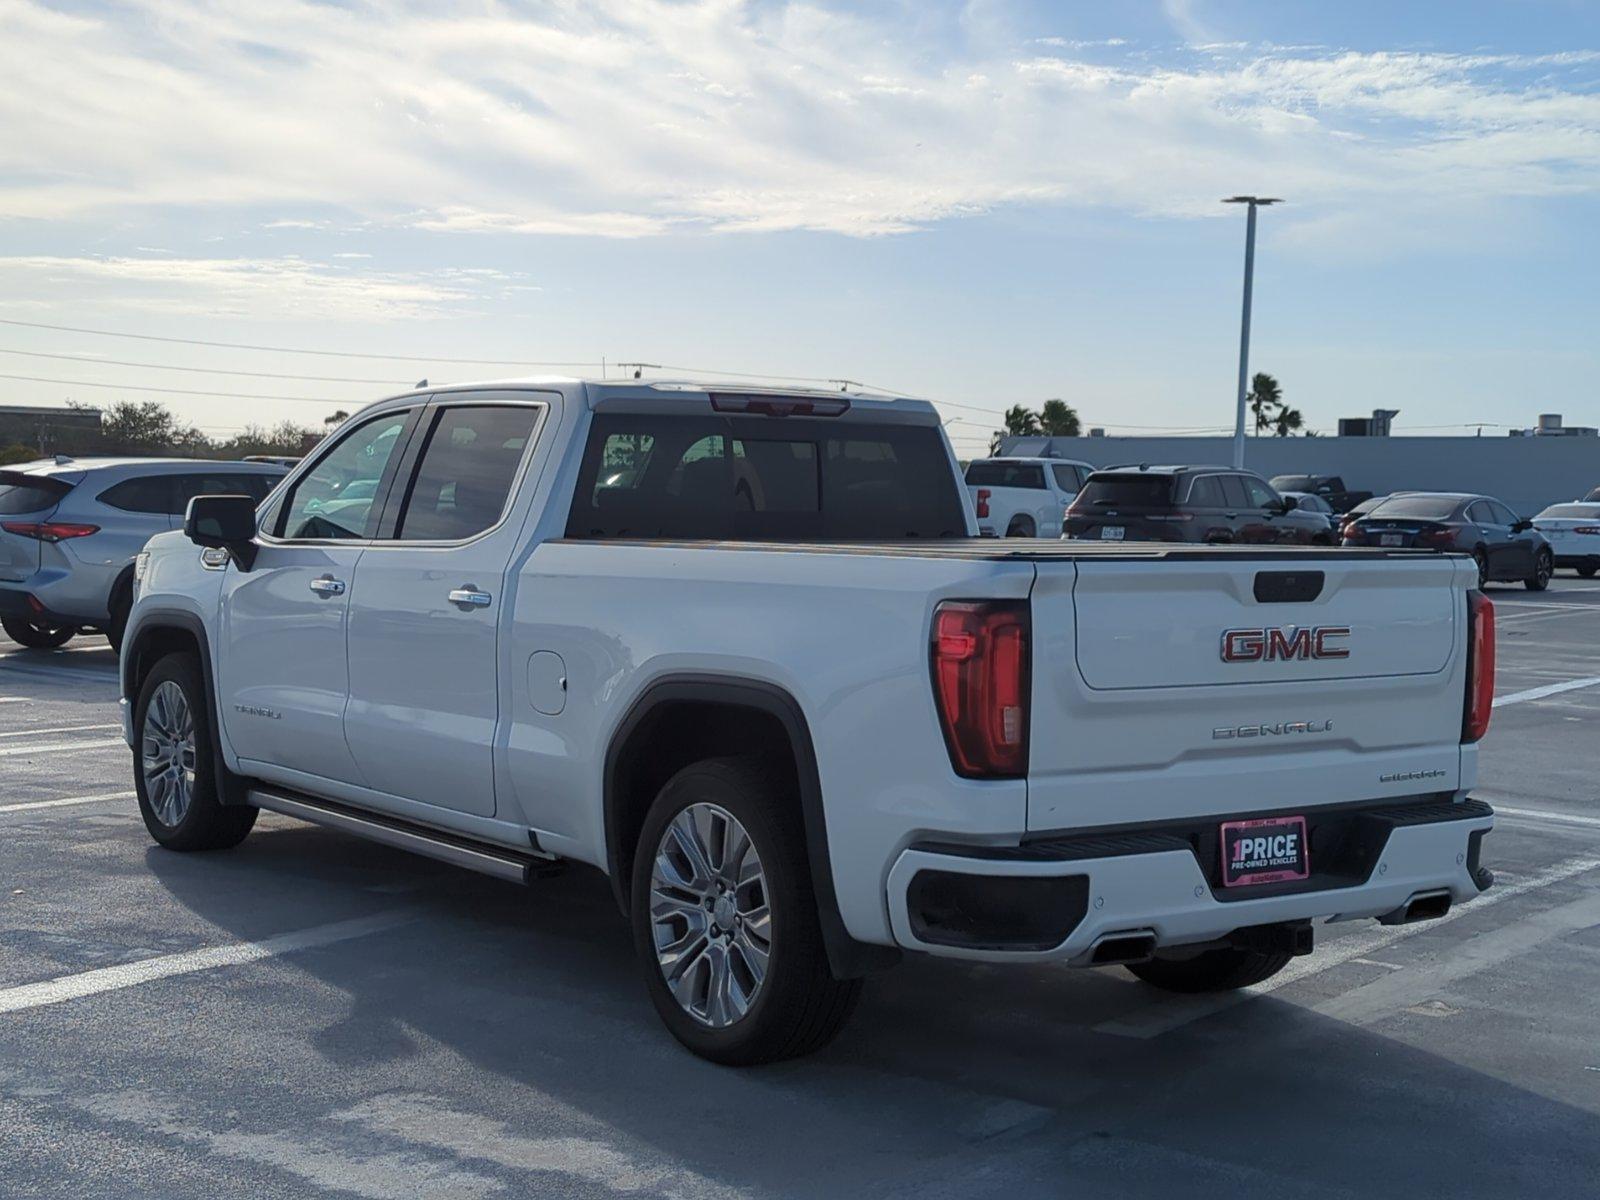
left=1472, top=548, right=1490, bottom=588
left=134, top=652, right=256, bottom=851
left=630, top=756, right=861, bottom=1064
left=1, top=616, right=73, bottom=649
left=1526, top=548, right=1553, bottom=592
left=1006, top=517, right=1036, bottom=538
left=1580, top=566, right=1598, bottom=579
left=1127, top=946, right=1293, bottom=993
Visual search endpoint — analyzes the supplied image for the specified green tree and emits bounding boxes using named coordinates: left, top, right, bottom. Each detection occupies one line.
left=324, top=409, right=350, bottom=427
left=1247, top=373, right=1282, bottom=435
left=100, top=401, right=203, bottom=455
left=1038, top=399, right=1081, bottom=437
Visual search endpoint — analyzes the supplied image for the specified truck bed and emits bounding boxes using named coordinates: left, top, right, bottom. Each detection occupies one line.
left=552, top=537, right=1445, bottom=563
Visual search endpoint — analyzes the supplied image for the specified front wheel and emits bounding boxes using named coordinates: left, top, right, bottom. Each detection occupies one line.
left=1526, top=549, right=1553, bottom=591
left=1579, top=565, right=1598, bottom=579
left=134, top=652, right=256, bottom=851
left=1126, top=946, right=1293, bottom=993
left=630, top=756, right=861, bottom=1064
left=1, top=616, right=73, bottom=649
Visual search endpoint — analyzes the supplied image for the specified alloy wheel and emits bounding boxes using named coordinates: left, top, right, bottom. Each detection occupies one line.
left=142, top=680, right=197, bottom=827
left=648, top=802, right=772, bottom=1027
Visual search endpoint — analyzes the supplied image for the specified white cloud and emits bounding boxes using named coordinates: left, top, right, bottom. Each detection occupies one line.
left=0, top=255, right=520, bottom=320
left=0, top=1, right=1595, bottom=239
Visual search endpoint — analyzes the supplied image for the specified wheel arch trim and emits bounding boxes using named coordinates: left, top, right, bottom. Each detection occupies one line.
left=603, top=672, right=898, bottom=978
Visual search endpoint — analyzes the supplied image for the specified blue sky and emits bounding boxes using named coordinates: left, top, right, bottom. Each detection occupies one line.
left=1, top=1, right=1597, bottom=453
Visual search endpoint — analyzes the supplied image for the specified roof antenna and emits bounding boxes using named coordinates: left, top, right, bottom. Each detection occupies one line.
left=415, top=378, right=428, bottom=388
left=828, top=378, right=860, bottom=393
left=617, top=362, right=660, bottom=380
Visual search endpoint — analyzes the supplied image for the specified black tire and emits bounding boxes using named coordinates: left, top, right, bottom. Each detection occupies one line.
left=0, top=616, right=73, bottom=649
left=106, top=589, right=131, bottom=655
left=1126, top=946, right=1293, bottom=993
left=1005, top=517, right=1036, bottom=538
left=133, top=652, right=256, bottom=851
left=1472, top=548, right=1490, bottom=589
left=1579, top=566, right=1598, bottom=579
left=630, top=756, right=861, bottom=1065
left=1525, top=549, right=1553, bottom=592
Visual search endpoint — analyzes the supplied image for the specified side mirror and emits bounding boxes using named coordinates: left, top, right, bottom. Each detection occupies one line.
left=1512, top=518, right=1533, bottom=533
left=1278, top=495, right=1298, bottom=512
left=184, top=494, right=258, bottom=569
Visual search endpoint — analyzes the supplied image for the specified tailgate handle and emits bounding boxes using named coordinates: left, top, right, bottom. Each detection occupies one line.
left=1253, top=570, right=1324, bottom=603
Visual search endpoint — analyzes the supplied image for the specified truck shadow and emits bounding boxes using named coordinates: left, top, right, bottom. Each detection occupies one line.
left=147, top=820, right=1600, bottom=1200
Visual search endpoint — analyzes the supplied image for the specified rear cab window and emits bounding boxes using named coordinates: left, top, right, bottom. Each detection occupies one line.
left=568, top=414, right=966, bottom=540
left=965, top=461, right=1046, bottom=490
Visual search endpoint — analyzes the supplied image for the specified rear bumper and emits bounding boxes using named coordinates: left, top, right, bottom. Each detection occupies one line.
left=885, top=797, right=1493, bottom=963
left=0, top=573, right=110, bottom=626
left=1553, top=553, right=1600, bottom=567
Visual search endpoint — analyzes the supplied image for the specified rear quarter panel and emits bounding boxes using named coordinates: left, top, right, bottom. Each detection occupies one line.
left=502, top=541, right=1035, bottom=945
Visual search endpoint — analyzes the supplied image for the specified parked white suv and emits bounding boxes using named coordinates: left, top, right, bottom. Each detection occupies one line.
left=965, top=456, right=1092, bottom=537
left=123, top=379, right=1497, bottom=1063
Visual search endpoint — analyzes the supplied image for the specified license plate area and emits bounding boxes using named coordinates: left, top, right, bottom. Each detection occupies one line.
left=1219, top=815, right=1310, bottom=887
left=1100, top=525, right=1125, bottom=541
left=1380, top=532, right=1404, bottom=546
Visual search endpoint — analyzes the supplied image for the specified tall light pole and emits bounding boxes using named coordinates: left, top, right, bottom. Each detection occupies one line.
left=1223, top=196, right=1279, bottom=468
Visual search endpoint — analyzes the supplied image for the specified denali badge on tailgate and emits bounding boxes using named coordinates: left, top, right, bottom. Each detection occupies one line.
left=1219, top=815, right=1310, bottom=887
left=1221, top=625, right=1350, bottom=663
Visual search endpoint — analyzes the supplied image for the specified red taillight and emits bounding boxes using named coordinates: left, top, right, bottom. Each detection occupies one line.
left=930, top=600, right=1029, bottom=778
left=975, top=489, right=990, bottom=519
left=1422, top=528, right=1456, bottom=549
left=708, top=393, right=850, bottom=417
left=1, top=521, right=99, bottom=543
left=1463, top=590, right=1495, bottom=743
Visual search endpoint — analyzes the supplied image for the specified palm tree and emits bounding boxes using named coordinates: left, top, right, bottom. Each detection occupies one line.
left=1248, top=373, right=1282, bottom=435
left=1038, top=399, right=1081, bottom=437
left=989, top=404, right=1042, bottom=454
left=1273, top=406, right=1304, bottom=437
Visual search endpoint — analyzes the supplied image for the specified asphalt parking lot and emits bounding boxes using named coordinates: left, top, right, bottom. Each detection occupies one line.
left=1, top=585, right=1598, bottom=1200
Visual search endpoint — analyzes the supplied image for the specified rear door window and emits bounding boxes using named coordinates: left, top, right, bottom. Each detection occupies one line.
left=98, top=475, right=173, bottom=515
left=965, top=461, right=1046, bottom=489
left=392, top=405, right=541, bottom=542
left=1186, top=475, right=1225, bottom=507
left=1050, top=464, right=1081, bottom=492
left=171, top=473, right=281, bottom=515
left=568, top=414, right=965, bottom=540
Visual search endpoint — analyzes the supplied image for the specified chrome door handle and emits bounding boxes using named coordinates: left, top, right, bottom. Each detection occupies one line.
left=448, top=586, right=492, bottom=609
left=308, top=576, right=346, bottom=597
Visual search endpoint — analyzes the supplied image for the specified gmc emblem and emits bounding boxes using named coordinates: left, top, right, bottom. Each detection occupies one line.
left=1221, top=625, right=1350, bottom=663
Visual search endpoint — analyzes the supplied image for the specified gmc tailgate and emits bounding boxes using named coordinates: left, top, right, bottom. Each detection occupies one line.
left=1027, top=551, right=1477, bottom=831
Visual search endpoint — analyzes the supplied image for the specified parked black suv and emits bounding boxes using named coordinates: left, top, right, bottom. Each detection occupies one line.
left=1063, top=465, right=1334, bottom=544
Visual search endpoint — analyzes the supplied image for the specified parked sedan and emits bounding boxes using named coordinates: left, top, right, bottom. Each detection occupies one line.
left=1279, top=491, right=1340, bottom=540
left=1343, top=492, right=1553, bottom=590
left=1532, top=502, right=1600, bottom=577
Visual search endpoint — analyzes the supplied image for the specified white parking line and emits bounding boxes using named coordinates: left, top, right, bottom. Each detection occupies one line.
left=1493, top=676, right=1600, bottom=707
left=1094, top=852, right=1600, bottom=1039
left=0, top=697, right=28, bottom=704
left=0, top=737, right=126, bottom=758
left=0, top=911, right=413, bottom=1015
left=0, top=790, right=135, bottom=814
left=0, top=723, right=119, bottom=739
left=1492, top=804, right=1600, bottom=830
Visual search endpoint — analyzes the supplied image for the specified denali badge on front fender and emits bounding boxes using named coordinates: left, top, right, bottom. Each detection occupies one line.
left=1221, top=625, right=1350, bottom=662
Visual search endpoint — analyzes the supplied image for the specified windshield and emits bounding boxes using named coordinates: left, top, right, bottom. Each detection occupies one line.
left=1073, top=474, right=1175, bottom=508
left=1537, top=504, right=1600, bottom=520
left=1366, top=496, right=1462, bottom=521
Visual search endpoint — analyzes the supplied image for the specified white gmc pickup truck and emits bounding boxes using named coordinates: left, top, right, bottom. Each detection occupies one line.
left=121, top=378, right=1497, bottom=1064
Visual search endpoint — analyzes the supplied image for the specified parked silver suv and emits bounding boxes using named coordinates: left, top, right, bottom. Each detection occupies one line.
left=0, top=457, right=286, bottom=652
